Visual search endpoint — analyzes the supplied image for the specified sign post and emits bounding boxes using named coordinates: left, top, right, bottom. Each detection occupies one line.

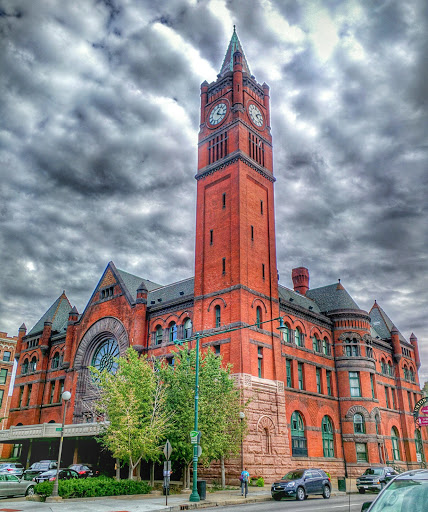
left=163, top=440, right=172, bottom=506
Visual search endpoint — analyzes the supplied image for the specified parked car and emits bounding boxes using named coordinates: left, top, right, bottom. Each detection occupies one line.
left=357, top=466, right=399, bottom=493
left=361, top=469, right=428, bottom=512
left=68, top=464, right=94, bottom=478
left=0, top=462, right=24, bottom=478
left=23, top=460, right=57, bottom=481
left=271, top=468, right=331, bottom=501
left=33, top=468, right=79, bottom=483
left=0, top=473, right=35, bottom=497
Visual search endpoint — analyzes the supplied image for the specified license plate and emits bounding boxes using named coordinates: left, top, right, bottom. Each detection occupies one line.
left=363, top=485, right=369, bottom=489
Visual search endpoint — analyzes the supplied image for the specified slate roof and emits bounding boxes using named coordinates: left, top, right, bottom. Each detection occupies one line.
left=369, top=302, right=406, bottom=342
left=218, top=27, right=251, bottom=78
left=278, top=285, right=321, bottom=314
left=305, top=283, right=360, bottom=313
left=147, top=277, right=195, bottom=307
left=116, top=268, right=161, bottom=302
left=27, top=292, right=72, bottom=336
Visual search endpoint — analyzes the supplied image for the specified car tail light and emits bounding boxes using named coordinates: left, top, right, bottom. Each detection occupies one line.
left=6, top=468, right=12, bottom=471
left=78, top=471, right=86, bottom=475
left=49, top=477, right=56, bottom=481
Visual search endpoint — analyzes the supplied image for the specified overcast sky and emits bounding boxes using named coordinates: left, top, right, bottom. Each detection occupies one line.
left=1, top=0, right=427, bottom=382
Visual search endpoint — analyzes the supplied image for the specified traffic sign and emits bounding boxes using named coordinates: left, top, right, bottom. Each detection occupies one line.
left=190, top=431, right=198, bottom=444
left=421, top=406, right=428, bottom=415
left=418, top=416, right=428, bottom=426
left=163, top=440, right=172, bottom=460
left=55, top=427, right=62, bottom=431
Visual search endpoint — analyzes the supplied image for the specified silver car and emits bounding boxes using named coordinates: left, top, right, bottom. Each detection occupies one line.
left=0, top=473, right=35, bottom=497
left=0, top=462, right=24, bottom=478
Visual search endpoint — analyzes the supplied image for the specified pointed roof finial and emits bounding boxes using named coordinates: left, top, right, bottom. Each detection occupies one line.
left=218, top=27, right=251, bottom=77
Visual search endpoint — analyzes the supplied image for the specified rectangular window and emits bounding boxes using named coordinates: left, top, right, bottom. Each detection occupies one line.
left=222, top=193, right=226, bottom=208
left=59, top=379, right=65, bottom=398
left=49, top=381, right=56, bottom=404
left=262, top=263, right=265, bottom=280
left=210, top=229, right=213, bottom=245
left=257, top=347, right=263, bottom=378
left=349, top=371, right=361, bottom=397
left=0, top=389, right=4, bottom=408
left=3, top=351, right=11, bottom=362
left=248, top=131, right=265, bottom=166
left=251, top=225, right=254, bottom=241
left=18, top=386, right=24, bottom=407
left=0, top=369, right=7, bottom=385
left=286, top=360, right=292, bottom=387
left=298, top=363, right=304, bottom=390
left=26, top=384, right=32, bottom=407
left=356, top=443, right=368, bottom=462
left=316, top=368, right=321, bottom=393
left=408, top=391, right=413, bottom=411
left=371, top=374, right=375, bottom=399
left=326, top=371, right=332, bottom=396
left=385, top=387, right=390, bottom=408
left=214, top=345, right=220, bottom=355
left=260, top=200, right=263, bottom=215
left=222, top=257, right=226, bottom=274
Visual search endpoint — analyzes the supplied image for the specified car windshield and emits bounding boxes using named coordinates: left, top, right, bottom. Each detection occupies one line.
left=40, top=470, right=56, bottom=476
left=369, top=478, right=428, bottom=512
left=282, top=470, right=304, bottom=480
left=364, top=468, right=383, bottom=476
left=30, top=463, right=52, bottom=470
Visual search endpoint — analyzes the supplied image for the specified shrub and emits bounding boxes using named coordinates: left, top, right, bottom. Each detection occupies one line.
left=256, top=477, right=264, bottom=487
left=34, top=477, right=151, bottom=499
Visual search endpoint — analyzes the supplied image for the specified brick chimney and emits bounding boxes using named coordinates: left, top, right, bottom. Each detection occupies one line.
left=292, top=267, right=309, bottom=295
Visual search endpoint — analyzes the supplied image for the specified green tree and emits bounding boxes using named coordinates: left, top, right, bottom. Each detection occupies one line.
left=91, top=348, right=168, bottom=479
left=159, top=345, right=246, bottom=488
left=422, top=381, right=428, bottom=397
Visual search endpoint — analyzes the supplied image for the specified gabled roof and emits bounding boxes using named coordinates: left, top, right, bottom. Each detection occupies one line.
left=116, top=268, right=161, bottom=302
left=148, top=277, right=194, bottom=307
left=278, top=285, right=321, bottom=314
left=369, top=301, right=406, bottom=342
left=305, top=282, right=360, bottom=313
left=27, top=292, right=72, bottom=336
left=218, top=26, right=251, bottom=78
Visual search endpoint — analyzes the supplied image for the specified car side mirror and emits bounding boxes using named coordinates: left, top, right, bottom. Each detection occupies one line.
left=361, top=502, right=371, bottom=512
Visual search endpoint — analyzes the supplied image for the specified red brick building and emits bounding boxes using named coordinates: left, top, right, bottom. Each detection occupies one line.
left=0, top=332, right=16, bottom=431
left=2, top=29, right=425, bottom=481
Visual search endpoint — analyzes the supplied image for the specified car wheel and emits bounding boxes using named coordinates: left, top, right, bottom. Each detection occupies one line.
left=26, top=486, right=35, bottom=496
left=272, top=494, right=281, bottom=501
left=359, top=488, right=366, bottom=494
left=296, top=487, right=306, bottom=501
left=322, top=485, right=331, bottom=499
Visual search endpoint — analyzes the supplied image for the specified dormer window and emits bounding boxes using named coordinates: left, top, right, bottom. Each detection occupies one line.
left=100, top=286, right=114, bottom=299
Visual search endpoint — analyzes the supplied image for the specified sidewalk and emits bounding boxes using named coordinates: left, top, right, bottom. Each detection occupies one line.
left=2, top=487, right=273, bottom=512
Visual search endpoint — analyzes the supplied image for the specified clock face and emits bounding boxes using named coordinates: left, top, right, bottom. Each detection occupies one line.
left=209, top=103, right=227, bottom=126
left=248, top=104, right=264, bottom=127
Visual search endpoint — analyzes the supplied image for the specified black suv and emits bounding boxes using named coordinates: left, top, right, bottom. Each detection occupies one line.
left=357, top=467, right=398, bottom=493
left=271, top=468, right=331, bottom=501
left=23, top=460, right=57, bottom=481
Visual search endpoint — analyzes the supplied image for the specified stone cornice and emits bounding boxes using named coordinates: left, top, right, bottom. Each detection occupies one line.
left=194, top=283, right=279, bottom=305
left=148, top=298, right=193, bottom=316
left=195, top=150, right=275, bottom=183
left=279, top=301, right=332, bottom=328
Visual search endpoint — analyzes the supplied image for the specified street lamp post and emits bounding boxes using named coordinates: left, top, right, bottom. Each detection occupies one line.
left=239, top=411, right=245, bottom=472
left=178, top=316, right=286, bottom=503
left=51, top=391, right=71, bottom=498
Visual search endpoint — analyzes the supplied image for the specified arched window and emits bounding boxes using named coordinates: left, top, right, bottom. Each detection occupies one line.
left=263, top=427, right=271, bottom=454
left=30, top=356, right=37, bottom=372
left=295, top=328, right=302, bottom=347
left=91, top=338, right=120, bottom=374
left=403, top=365, right=409, bottom=380
left=312, top=336, right=319, bottom=352
left=22, top=358, right=29, bottom=374
left=381, top=359, right=386, bottom=374
left=409, top=368, right=415, bottom=383
left=282, top=324, right=290, bottom=343
left=256, top=306, right=262, bottom=328
left=155, top=325, right=163, bottom=345
left=375, top=414, right=381, bottom=435
left=215, top=305, right=221, bottom=328
left=183, top=318, right=192, bottom=339
left=291, top=411, right=307, bottom=456
left=353, top=413, right=365, bottom=434
left=51, top=352, right=60, bottom=369
left=322, top=338, right=330, bottom=355
left=322, top=416, right=334, bottom=457
left=366, top=340, right=373, bottom=358
left=169, top=322, right=177, bottom=342
left=387, top=361, right=393, bottom=376
left=391, top=427, right=401, bottom=460
left=345, top=338, right=359, bottom=357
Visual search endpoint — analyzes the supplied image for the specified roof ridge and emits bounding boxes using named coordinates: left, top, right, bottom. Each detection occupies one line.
left=149, top=276, right=194, bottom=291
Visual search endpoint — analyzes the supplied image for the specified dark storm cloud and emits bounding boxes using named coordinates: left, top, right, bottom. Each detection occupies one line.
left=1, top=0, right=427, bottom=383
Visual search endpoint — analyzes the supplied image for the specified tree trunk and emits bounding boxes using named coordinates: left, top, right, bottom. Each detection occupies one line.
left=221, top=456, right=225, bottom=488
left=115, top=458, right=121, bottom=481
left=187, top=462, right=191, bottom=490
left=150, top=461, right=155, bottom=487
left=182, top=463, right=188, bottom=489
left=135, top=460, right=141, bottom=481
left=128, top=463, right=133, bottom=480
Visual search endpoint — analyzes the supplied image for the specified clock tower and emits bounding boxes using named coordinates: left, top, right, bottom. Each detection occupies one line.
left=193, top=28, right=284, bottom=385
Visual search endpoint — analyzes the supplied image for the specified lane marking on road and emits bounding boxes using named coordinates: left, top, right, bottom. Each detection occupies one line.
left=0, top=509, right=23, bottom=512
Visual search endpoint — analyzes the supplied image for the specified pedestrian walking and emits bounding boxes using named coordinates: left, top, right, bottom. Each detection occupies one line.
left=240, top=467, right=250, bottom=497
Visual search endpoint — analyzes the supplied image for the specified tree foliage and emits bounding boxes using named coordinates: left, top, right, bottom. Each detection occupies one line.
left=90, top=348, right=168, bottom=478
left=159, top=345, right=246, bottom=473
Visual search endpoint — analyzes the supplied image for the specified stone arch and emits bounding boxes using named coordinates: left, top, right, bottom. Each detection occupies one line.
left=207, top=297, right=227, bottom=311
left=338, top=332, right=362, bottom=342
left=251, top=298, right=268, bottom=313
left=73, top=317, right=129, bottom=424
left=345, top=405, right=370, bottom=421
left=257, top=415, right=276, bottom=434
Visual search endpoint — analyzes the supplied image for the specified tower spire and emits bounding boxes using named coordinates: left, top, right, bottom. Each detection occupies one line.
left=218, top=27, right=251, bottom=77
